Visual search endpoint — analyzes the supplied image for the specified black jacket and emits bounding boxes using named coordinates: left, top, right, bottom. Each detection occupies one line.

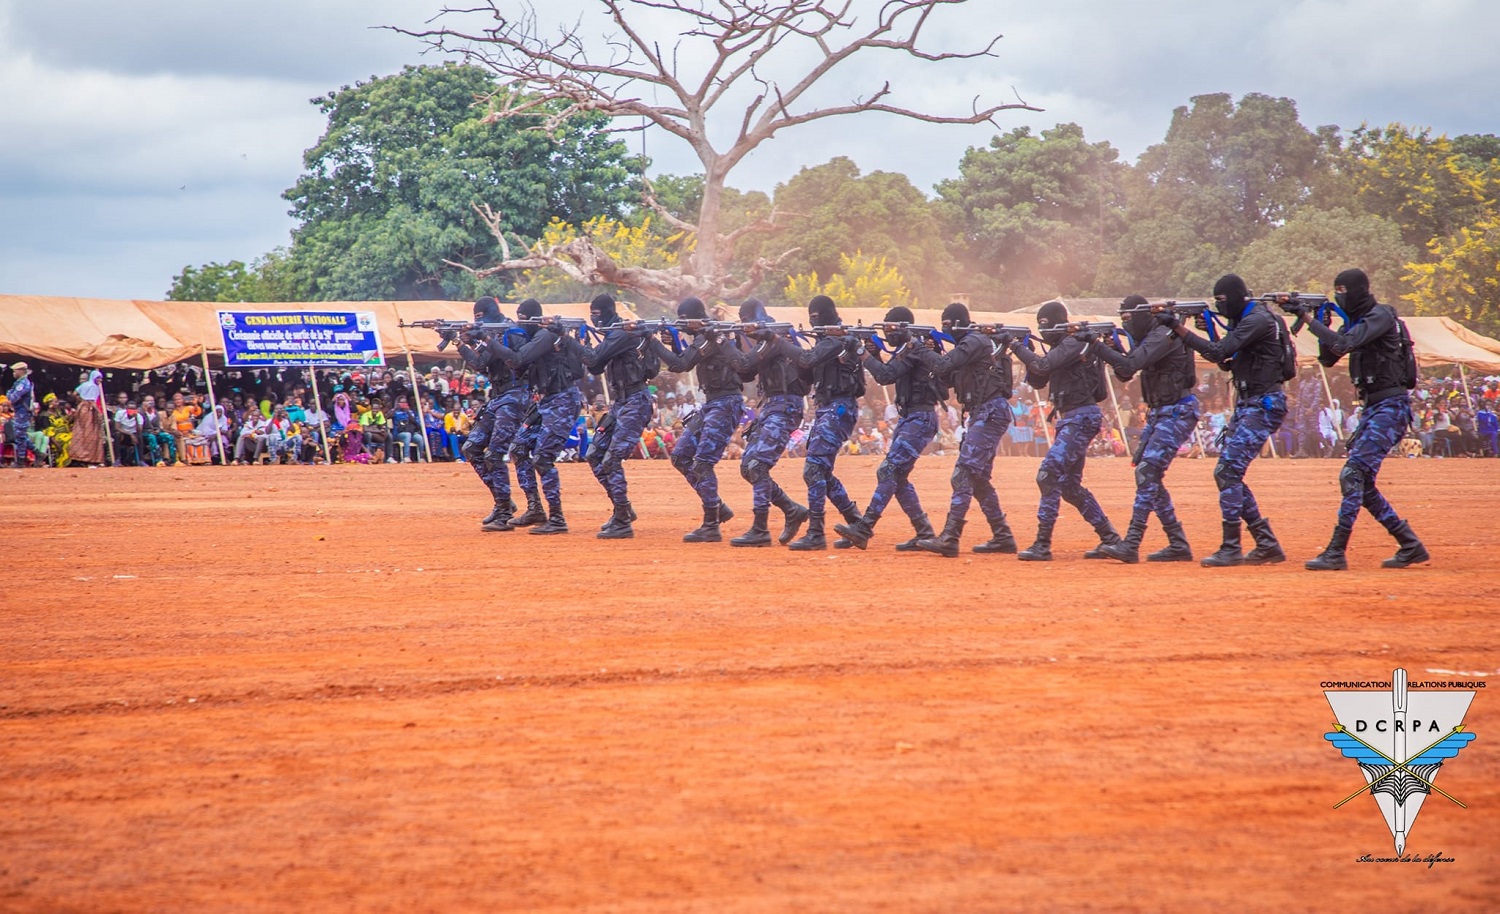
left=1097, top=325, right=1195, bottom=408
left=912, top=333, right=1011, bottom=411
left=1178, top=304, right=1286, bottom=399
left=1307, top=303, right=1409, bottom=405
left=1012, top=335, right=1101, bottom=412
left=863, top=348, right=945, bottom=415
left=649, top=334, right=745, bottom=402
left=792, top=336, right=866, bottom=405
left=725, top=334, right=812, bottom=398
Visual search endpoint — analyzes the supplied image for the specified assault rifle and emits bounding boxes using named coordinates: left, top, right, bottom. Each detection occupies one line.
left=1054, top=320, right=1119, bottom=336
left=672, top=318, right=743, bottom=336
left=398, top=319, right=514, bottom=351
left=871, top=321, right=950, bottom=353
left=949, top=323, right=1038, bottom=344
left=1260, top=291, right=1341, bottom=333
left=1124, top=300, right=1222, bottom=339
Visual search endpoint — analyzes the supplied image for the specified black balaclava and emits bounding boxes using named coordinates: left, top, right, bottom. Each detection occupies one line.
left=739, top=298, right=771, bottom=323
left=590, top=293, right=620, bottom=328
left=883, top=306, right=915, bottom=346
left=941, top=302, right=971, bottom=340
left=677, top=297, right=708, bottom=320
left=516, top=298, right=542, bottom=337
left=808, top=294, right=840, bottom=328
left=1036, top=300, right=1069, bottom=345
left=1212, top=274, right=1251, bottom=321
left=1334, top=268, right=1373, bottom=319
left=1120, top=294, right=1152, bottom=341
left=473, top=296, right=503, bottom=322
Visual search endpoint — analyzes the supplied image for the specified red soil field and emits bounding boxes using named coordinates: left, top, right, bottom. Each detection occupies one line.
left=2, top=455, right=1497, bottom=912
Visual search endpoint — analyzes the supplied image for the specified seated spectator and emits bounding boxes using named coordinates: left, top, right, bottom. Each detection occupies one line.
left=113, top=400, right=145, bottom=466
left=196, top=404, right=231, bottom=465
left=233, top=408, right=272, bottom=464
left=169, top=392, right=202, bottom=466
left=139, top=395, right=176, bottom=465
left=360, top=398, right=391, bottom=460
left=389, top=397, right=423, bottom=462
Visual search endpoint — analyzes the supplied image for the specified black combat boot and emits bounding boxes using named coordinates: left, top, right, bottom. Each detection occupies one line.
left=895, top=514, right=934, bottom=552
left=1382, top=520, right=1430, bottom=568
left=1100, top=519, right=1147, bottom=564
left=1083, top=520, right=1121, bottom=559
left=730, top=510, right=772, bottom=547
left=598, top=502, right=635, bottom=540
left=1305, top=526, right=1351, bottom=571
left=971, top=512, right=1017, bottom=554
left=1243, top=517, right=1286, bottom=565
left=787, top=512, right=827, bottom=551
left=772, top=491, right=809, bottom=546
left=833, top=508, right=880, bottom=551
left=683, top=504, right=722, bottom=543
left=717, top=502, right=735, bottom=524
left=530, top=508, right=568, bottom=535
left=1200, top=522, right=1243, bottom=567
left=1017, top=520, right=1054, bottom=562
left=480, top=496, right=515, bottom=526
left=506, top=498, right=547, bottom=529
left=1147, top=521, right=1194, bottom=563
left=916, top=515, right=965, bottom=558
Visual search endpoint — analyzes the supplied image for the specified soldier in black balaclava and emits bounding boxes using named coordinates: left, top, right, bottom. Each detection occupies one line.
left=455, top=296, right=527, bottom=529
left=573, top=292, right=659, bottom=539
left=906, top=302, right=1019, bottom=557
left=648, top=297, right=742, bottom=542
left=782, top=295, right=866, bottom=550
left=1006, top=300, right=1120, bottom=560
left=1160, top=274, right=1289, bottom=566
left=1291, top=268, right=1428, bottom=569
left=833, top=306, right=945, bottom=550
left=722, top=298, right=810, bottom=546
left=1091, top=294, right=1199, bottom=562
left=502, top=298, right=546, bottom=527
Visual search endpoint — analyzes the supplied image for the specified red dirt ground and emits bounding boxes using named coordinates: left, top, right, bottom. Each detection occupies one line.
left=2, top=455, right=1497, bottom=913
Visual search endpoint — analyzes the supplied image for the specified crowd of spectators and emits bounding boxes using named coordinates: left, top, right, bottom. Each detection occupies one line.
left=4, top=358, right=1498, bottom=469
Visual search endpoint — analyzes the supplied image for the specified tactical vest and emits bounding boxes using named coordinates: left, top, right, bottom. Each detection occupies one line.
left=810, top=340, right=867, bottom=404
left=603, top=333, right=659, bottom=399
left=894, top=361, right=947, bottom=415
left=1139, top=332, right=1197, bottom=408
left=951, top=335, right=1013, bottom=410
left=1347, top=304, right=1417, bottom=403
left=757, top=342, right=811, bottom=398
left=695, top=351, right=745, bottom=400
left=1227, top=305, right=1287, bottom=398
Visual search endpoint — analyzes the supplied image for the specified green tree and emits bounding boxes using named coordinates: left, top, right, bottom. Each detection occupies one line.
left=936, top=123, right=1127, bottom=308
left=1337, top=124, right=1498, bottom=250
left=1404, top=216, right=1500, bottom=333
left=280, top=63, right=640, bottom=301
left=1236, top=208, right=1416, bottom=307
left=750, top=158, right=957, bottom=307
left=166, top=250, right=293, bottom=302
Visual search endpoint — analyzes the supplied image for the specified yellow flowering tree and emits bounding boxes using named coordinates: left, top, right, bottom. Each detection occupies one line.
left=784, top=251, right=914, bottom=312
left=1403, top=216, right=1500, bottom=332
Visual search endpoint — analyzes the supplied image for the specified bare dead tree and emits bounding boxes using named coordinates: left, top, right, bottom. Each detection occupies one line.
left=394, top=0, right=1039, bottom=304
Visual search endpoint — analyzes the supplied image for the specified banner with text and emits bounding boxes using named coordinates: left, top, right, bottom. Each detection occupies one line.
left=218, top=311, right=385, bottom=367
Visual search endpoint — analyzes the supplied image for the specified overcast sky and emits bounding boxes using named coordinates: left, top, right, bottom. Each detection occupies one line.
left=2, top=0, right=1496, bottom=301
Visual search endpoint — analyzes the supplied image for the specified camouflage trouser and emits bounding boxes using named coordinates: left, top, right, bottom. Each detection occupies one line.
left=948, top=396, right=1012, bottom=526
left=803, top=397, right=858, bottom=517
left=510, top=406, right=542, bottom=502
left=587, top=389, right=654, bottom=505
left=533, top=388, right=585, bottom=512
left=1036, top=403, right=1109, bottom=528
left=1129, top=396, right=1200, bottom=530
left=464, top=386, right=529, bottom=502
left=740, top=394, right=805, bottom=512
left=671, top=393, right=743, bottom=508
left=10, top=417, right=31, bottom=466
left=1337, top=395, right=1411, bottom=532
left=1214, top=392, right=1287, bottom=524
left=866, top=408, right=937, bottom=522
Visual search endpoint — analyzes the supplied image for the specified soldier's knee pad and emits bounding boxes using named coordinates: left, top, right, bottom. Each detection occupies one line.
left=802, top=460, right=825, bottom=486
left=950, top=464, right=973, bottom=490
left=1339, top=463, right=1366, bottom=498
left=741, top=459, right=766, bottom=485
left=534, top=458, right=555, bottom=477
left=670, top=450, right=694, bottom=474
left=1135, top=462, right=1163, bottom=490
left=690, top=459, right=715, bottom=480
left=1212, top=461, right=1240, bottom=491
left=461, top=439, right=485, bottom=463
left=1035, top=463, right=1057, bottom=491
left=876, top=460, right=897, bottom=484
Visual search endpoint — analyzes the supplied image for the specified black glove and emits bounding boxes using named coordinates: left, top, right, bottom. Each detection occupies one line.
left=1192, top=313, right=1209, bottom=332
left=1155, top=310, right=1180, bottom=330
left=992, top=331, right=1012, bottom=347
left=863, top=338, right=881, bottom=356
left=1077, top=329, right=1100, bottom=344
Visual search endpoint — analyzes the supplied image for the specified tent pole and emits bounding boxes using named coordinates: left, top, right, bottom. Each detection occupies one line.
left=308, top=364, right=331, bottom=465
left=389, top=302, right=433, bottom=464
left=1459, top=364, right=1473, bottom=407
left=1103, top=370, right=1130, bottom=458
left=97, top=373, right=117, bottom=467
left=199, top=345, right=223, bottom=464
left=1317, top=362, right=1335, bottom=407
left=1032, top=385, right=1053, bottom=447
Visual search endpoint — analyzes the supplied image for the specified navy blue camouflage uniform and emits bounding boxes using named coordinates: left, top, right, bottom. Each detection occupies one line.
left=723, top=326, right=811, bottom=546
left=789, top=333, right=866, bottom=540
left=849, top=340, right=943, bottom=540
left=1172, top=274, right=1291, bottom=565
left=1095, top=313, right=1199, bottom=561
left=650, top=331, right=745, bottom=514
left=1011, top=329, right=1118, bottom=558
left=909, top=320, right=1018, bottom=555
left=1300, top=268, right=1428, bottom=569
left=575, top=324, right=657, bottom=517
left=457, top=326, right=529, bottom=517
left=503, top=325, right=588, bottom=530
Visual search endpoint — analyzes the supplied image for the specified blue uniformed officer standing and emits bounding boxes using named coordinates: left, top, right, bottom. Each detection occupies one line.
left=7, top=361, right=35, bottom=467
left=455, top=296, right=530, bottom=531
left=499, top=306, right=588, bottom=535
